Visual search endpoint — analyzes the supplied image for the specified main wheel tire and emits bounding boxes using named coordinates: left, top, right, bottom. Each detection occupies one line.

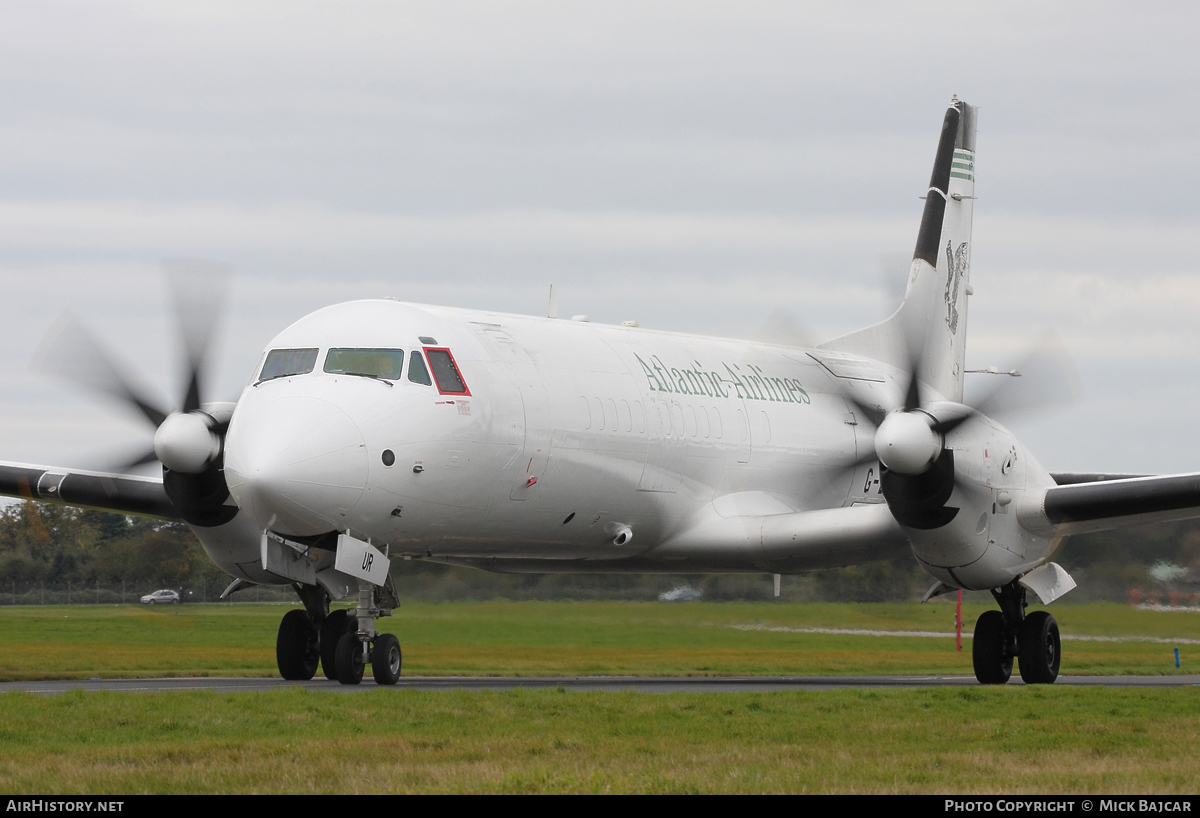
left=371, top=633, right=402, bottom=686
left=276, top=609, right=320, bottom=681
left=320, top=609, right=357, bottom=681
left=972, top=610, right=1012, bottom=684
left=1018, top=611, right=1061, bottom=684
left=334, top=631, right=365, bottom=685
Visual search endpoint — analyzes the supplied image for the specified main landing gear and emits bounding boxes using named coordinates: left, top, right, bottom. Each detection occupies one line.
left=971, top=580, right=1061, bottom=685
left=276, top=608, right=320, bottom=680
left=274, top=579, right=402, bottom=685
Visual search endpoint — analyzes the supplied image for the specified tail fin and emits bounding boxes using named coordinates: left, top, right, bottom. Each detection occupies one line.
left=819, top=97, right=977, bottom=402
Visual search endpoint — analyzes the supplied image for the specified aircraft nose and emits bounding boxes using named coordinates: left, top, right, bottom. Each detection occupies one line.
left=224, top=395, right=368, bottom=536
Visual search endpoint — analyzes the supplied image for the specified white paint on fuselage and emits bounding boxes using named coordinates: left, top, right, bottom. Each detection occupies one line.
left=222, top=299, right=881, bottom=567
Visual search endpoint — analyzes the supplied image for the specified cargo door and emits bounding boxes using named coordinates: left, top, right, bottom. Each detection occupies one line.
left=474, top=325, right=551, bottom=500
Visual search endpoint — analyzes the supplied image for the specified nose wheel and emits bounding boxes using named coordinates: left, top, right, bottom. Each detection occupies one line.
left=971, top=581, right=1060, bottom=685
left=331, top=631, right=402, bottom=685
left=371, top=634, right=402, bottom=685
left=333, top=631, right=365, bottom=684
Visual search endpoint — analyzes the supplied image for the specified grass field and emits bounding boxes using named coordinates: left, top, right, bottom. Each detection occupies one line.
left=4, top=601, right=1200, bottom=793
left=0, top=600, right=1197, bottom=680
left=2, top=687, right=1200, bottom=793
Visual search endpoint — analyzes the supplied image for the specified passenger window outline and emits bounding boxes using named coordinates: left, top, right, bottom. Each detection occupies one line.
left=423, top=347, right=472, bottom=396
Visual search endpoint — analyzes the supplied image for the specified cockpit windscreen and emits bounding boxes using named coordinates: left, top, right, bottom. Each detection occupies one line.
left=324, top=348, right=405, bottom=380
left=259, top=348, right=318, bottom=381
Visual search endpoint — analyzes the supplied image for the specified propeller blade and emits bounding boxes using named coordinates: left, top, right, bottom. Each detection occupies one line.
left=877, top=253, right=910, bottom=316
left=820, top=443, right=882, bottom=497
left=901, top=370, right=920, bottom=414
left=750, top=309, right=815, bottom=349
left=116, top=446, right=161, bottom=472
left=930, top=406, right=976, bottom=436
left=966, top=333, right=1082, bottom=423
left=164, top=259, right=230, bottom=413
left=31, top=313, right=170, bottom=428
left=844, top=393, right=886, bottom=429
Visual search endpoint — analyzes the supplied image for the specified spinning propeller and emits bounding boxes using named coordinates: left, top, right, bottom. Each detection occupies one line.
left=835, top=334, right=1079, bottom=529
left=33, top=261, right=238, bottom=526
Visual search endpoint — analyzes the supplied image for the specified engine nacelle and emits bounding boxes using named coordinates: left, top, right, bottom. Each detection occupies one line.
left=884, top=405, right=1060, bottom=590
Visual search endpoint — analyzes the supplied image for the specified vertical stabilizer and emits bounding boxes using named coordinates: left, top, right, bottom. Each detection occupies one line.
left=819, top=98, right=977, bottom=402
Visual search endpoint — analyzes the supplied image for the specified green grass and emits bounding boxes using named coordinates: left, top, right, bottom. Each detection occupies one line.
left=3, top=602, right=1200, bottom=793
left=0, top=600, right=1197, bottom=680
left=1, top=687, right=1199, bottom=793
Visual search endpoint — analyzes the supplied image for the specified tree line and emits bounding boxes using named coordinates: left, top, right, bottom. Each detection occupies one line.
left=0, top=501, right=230, bottom=589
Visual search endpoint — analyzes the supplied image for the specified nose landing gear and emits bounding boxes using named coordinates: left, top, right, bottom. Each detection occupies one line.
left=331, top=578, right=402, bottom=686
left=971, top=580, right=1060, bottom=685
left=331, top=630, right=402, bottom=685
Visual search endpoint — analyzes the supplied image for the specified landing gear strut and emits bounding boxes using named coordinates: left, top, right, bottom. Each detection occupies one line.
left=971, top=580, right=1060, bottom=685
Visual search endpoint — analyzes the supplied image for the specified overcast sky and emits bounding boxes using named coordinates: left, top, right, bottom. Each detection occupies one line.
left=1, top=1, right=1198, bottom=475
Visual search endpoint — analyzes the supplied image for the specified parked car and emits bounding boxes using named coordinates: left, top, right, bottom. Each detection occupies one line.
left=658, top=586, right=703, bottom=602
left=140, top=589, right=181, bottom=605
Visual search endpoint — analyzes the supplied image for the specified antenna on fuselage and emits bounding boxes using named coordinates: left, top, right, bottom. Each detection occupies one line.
left=548, top=284, right=558, bottom=319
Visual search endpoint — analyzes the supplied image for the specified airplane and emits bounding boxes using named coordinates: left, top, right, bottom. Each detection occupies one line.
left=4, top=95, right=1198, bottom=687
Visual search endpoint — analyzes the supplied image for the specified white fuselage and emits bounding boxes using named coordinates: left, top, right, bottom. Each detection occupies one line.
left=206, top=298, right=1058, bottom=590
left=220, top=301, right=882, bottom=557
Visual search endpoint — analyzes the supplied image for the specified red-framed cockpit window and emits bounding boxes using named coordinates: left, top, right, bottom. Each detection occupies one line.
left=424, top=348, right=471, bottom=396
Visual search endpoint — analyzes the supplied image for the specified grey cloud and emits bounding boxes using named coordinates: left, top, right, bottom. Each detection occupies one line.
left=0, top=1, right=1198, bottom=473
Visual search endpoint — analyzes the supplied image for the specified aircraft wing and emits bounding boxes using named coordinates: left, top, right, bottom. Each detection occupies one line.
left=1050, top=473, right=1149, bottom=485
left=650, top=500, right=911, bottom=572
left=0, top=461, right=180, bottom=520
left=1021, top=472, right=1200, bottom=536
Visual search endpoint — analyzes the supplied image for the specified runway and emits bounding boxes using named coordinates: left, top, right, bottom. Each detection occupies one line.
left=4, top=674, right=1199, bottom=694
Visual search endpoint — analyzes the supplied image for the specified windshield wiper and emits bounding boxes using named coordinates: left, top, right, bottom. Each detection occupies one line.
left=334, top=371, right=394, bottom=387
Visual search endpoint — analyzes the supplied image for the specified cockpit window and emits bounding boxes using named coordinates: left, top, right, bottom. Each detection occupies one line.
left=425, top=348, right=471, bottom=395
left=324, top=348, right=405, bottom=380
left=408, top=350, right=432, bottom=386
left=259, top=348, right=318, bottom=381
